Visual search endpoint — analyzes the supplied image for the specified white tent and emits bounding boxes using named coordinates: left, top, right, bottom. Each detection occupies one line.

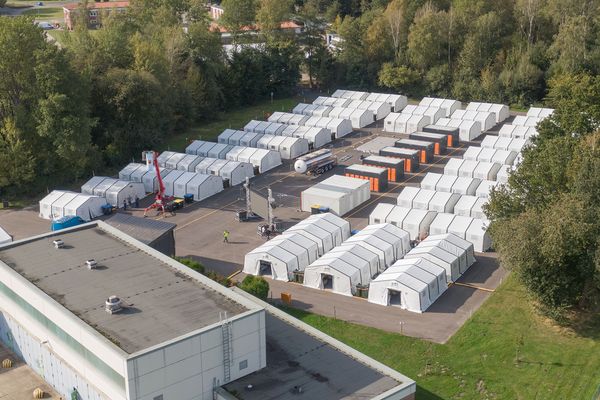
left=497, top=165, right=516, bottom=184
left=423, top=171, right=480, bottom=196
left=466, top=102, right=509, bottom=123
left=327, top=107, right=374, bottom=128
left=171, top=171, right=222, bottom=200
left=104, top=180, right=146, bottom=208
left=444, top=159, right=501, bottom=181
left=451, top=110, right=496, bottom=131
left=192, top=141, right=217, bottom=156
left=256, top=134, right=309, bottom=159
left=207, top=159, right=254, bottom=186
left=512, top=115, right=542, bottom=127
left=348, top=223, right=411, bottom=266
left=498, top=124, right=538, bottom=139
left=162, top=170, right=185, bottom=196
left=293, top=103, right=333, bottom=117
left=226, top=146, right=282, bottom=173
left=420, top=233, right=476, bottom=274
left=303, top=250, right=374, bottom=296
left=367, top=260, right=440, bottom=313
left=241, top=131, right=266, bottom=147
left=280, top=125, right=331, bottom=149
left=391, top=258, right=447, bottom=297
left=243, top=232, right=320, bottom=281
left=527, top=107, right=554, bottom=119
left=454, top=195, right=479, bottom=218
left=176, top=154, right=204, bottom=172
left=366, top=93, right=407, bottom=112
left=369, top=203, right=408, bottom=225
left=185, top=140, right=205, bottom=155
left=209, top=143, right=235, bottom=159
left=157, top=151, right=177, bottom=166
left=39, top=190, right=106, bottom=221
left=301, top=175, right=370, bottom=216
left=419, top=97, right=461, bottom=117
left=130, top=164, right=167, bottom=193
left=383, top=113, right=429, bottom=134
left=81, top=176, right=109, bottom=195
left=463, top=147, right=517, bottom=166
left=346, top=100, right=391, bottom=120
left=119, top=163, right=145, bottom=181
left=313, top=96, right=351, bottom=107
left=471, top=197, right=488, bottom=220
left=396, top=186, right=420, bottom=208
left=420, top=172, right=443, bottom=191
left=451, top=177, right=482, bottom=196
left=303, top=115, right=353, bottom=138
left=0, top=225, right=11, bottom=245
left=402, top=209, right=437, bottom=240
left=402, top=105, right=445, bottom=124
left=285, top=212, right=351, bottom=255
left=435, top=118, right=482, bottom=141
left=405, top=245, right=461, bottom=283
left=332, top=89, right=369, bottom=100
left=475, top=180, right=498, bottom=199
left=165, top=152, right=188, bottom=169
left=428, top=213, right=491, bottom=252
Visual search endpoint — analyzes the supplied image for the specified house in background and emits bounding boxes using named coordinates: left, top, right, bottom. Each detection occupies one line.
left=210, top=4, right=224, bottom=20
left=63, top=1, right=129, bottom=30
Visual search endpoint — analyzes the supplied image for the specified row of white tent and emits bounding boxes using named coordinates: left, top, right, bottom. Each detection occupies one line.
left=303, top=224, right=411, bottom=296
left=369, top=203, right=491, bottom=252
left=268, top=112, right=353, bottom=138
left=462, top=146, right=518, bottom=166
left=313, top=97, right=392, bottom=120
left=429, top=118, right=482, bottom=142
left=368, top=233, right=476, bottom=312
left=185, top=140, right=282, bottom=173
left=384, top=113, right=430, bottom=135
left=480, top=136, right=529, bottom=153
left=418, top=97, right=461, bottom=117
left=465, top=102, right=510, bottom=123
left=397, top=185, right=492, bottom=214
left=300, top=175, right=371, bottom=216
left=499, top=124, right=538, bottom=139
left=39, top=190, right=107, bottom=221
left=450, top=109, right=496, bottom=132
left=217, top=129, right=309, bottom=159
left=243, top=120, right=331, bottom=148
left=243, top=213, right=351, bottom=281
left=444, top=158, right=504, bottom=181
left=81, top=177, right=146, bottom=208
left=292, top=103, right=374, bottom=128
left=331, top=90, right=408, bottom=112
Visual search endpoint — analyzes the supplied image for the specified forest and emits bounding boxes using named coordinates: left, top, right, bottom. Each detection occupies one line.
left=1, top=0, right=600, bottom=197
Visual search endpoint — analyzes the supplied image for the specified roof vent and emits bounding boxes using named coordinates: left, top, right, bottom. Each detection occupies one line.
left=105, top=296, right=123, bottom=314
left=85, top=259, right=98, bottom=270
left=53, top=239, right=64, bottom=249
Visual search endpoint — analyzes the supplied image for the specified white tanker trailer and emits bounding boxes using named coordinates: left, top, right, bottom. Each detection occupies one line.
left=294, top=149, right=337, bottom=175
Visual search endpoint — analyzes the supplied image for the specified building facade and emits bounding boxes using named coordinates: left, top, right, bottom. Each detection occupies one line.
left=63, top=1, right=129, bottom=30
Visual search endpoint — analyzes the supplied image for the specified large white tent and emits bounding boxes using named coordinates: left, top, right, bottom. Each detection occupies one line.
left=280, top=125, right=331, bottom=148
left=256, top=135, right=310, bottom=159
left=397, top=187, right=460, bottom=214
left=481, top=136, right=529, bottom=153
left=434, top=118, right=482, bottom=141
left=498, top=124, right=538, bottom=139
left=345, top=100, right=391, bottom=120
left=313, top=96, right=351, bottom=108
left=327, top=107, right=374, bottom=128
left=161, top=170, right=185, bottom=196
left=176, top=154, right=204, bottom=172
left=419, top=97, right=461, bottom=117
left=368, top=258, right=445, bottom=313
left=450, top=110, right=496, bottom=131
left=119, top=163, right=145, bottom=181
left=268, top=111, right=309, bottom=126
left=303, top=250, right=374, bottom=296
left=203, top=158, right=254, bottom=186
left=497, top=165, right=516, bottom=184
left=243, top=232, right=320, bottom=281
left=301, top=175, right=370, bottom=216
left=127, top=164, right=168, bottom=193
left=402, top=105, right=445, bottom=124
left=293, top=103, right=333, bottom=117
left=303, top=116, right=353, bottom=138
left=223, top=146, right=282, bottom=173
left=428, top=213, right=491, bottom=252
left=366, top=93, right=407, bottom=112
left=82, top=177, right=145, bottom=208
left=475, top=180, right=498, bottom=199
left=285, top=212, right=351, bottom=255
left=39, top=190, right=106, bottom=221
left=512, top=115, right=542, bottom=127
left=383, top=113, right=429, bottom=134
left=368, top=204, right=436, bottom=240
left=345, top=223, right=411, bottom=269
left=172, top=172, right=223, bottom=201
left=405, top=245, right=461, bottom=283
left=466, top=102, right=509, bottom=123
left=462, top=147, right=518, bottom=166
left=420, top=233, right=476, bottom=274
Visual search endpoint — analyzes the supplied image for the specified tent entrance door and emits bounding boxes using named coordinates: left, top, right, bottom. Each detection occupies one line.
left=259, top=261, right=272, bottom=277
left=388, top=289, right=402, bottom=307
left=321, top=274, right=333, bottom=290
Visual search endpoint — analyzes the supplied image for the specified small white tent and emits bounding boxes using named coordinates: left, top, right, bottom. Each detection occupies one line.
left=104, top=180, right=146, bottom=208
left=177, top=154, right=204, bottom=172
left=405, top=245, right=461, bottom=283
left=244, top=232, right=320, bottom=281
left=420, top=233, right=476, bottom=274
left=451, top=110, right=496, bottom=131
left=119, top=163, right=145, bottom=181
left=256, top=135, right=310, bottom=159
left=527, top=107, right=554, bottom=119
left=419, top=97, right=461, bottom=117
left=383, top=113, right=429, bottom=134
left=328, top=107, right=374, bottom=128
left=466, top=102, right=509, bottom=123
left=313, top=96, right=351, bottom=107
left=402, top=209, right=438, bottom=240
left=304, top=115, right=353, bottom=138
left=428, top=213, right=491, bottom=252
left=512, top=115, right=542, bottom=127
left=226, top=146, right=282, bottom=173
left=435, top=118, right=482, bottom=141
left=498, top=124, right=538, bottom=139
left=475, top=180, right=498, bottom=199
left=366, top=93, right=407, bottom=112
left=402, top=105, right=445, bottom=124
left=280, top=125, right=331, bottom=149
left=346, top=100, right=391, bottom=120
left=173, top=172, right=223, bottom=201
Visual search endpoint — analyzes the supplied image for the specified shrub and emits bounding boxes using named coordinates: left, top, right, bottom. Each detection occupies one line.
left=239, top=275, right=269, bottom=300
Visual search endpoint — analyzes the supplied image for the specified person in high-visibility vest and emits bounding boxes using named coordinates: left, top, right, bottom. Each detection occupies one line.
left=223, top=230, right=230, bottom=243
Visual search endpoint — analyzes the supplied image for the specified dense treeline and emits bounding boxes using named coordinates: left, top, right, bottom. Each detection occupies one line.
left=486, top=74, right=600, bottom=322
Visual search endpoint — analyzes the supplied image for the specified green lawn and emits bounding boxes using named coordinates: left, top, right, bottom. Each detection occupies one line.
left=161, top=97, right=300, bottom=152
left=283, top=275, right=600, bottom=400
left=22, top=7, right=63, bottom=20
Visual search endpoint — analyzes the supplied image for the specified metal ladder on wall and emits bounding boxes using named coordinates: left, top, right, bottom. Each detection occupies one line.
left=220, top=312, right=232, bottom=383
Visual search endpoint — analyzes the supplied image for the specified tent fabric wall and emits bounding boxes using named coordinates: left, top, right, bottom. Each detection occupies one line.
left=172, top=172, right=224, bottom=201
left=119, top=163, right=145, bottom=181
left=435, top=118, right=482, bottom=141
left=466, top=102, right=509, bottom=123
left=269, top=112, right=352, bottom=138
left=256, top=134, right=310, bottom=159
left=402, top=105, right=445, bottom=124
left=512, top=115, right=542, bottom=127
left=368, top=204, right=436, bottom=241
left=345, top=100, right=391, bottom=120
left=328, top=107, right=374, bottom=128
left=497, top=165, right=516, bottom=184
left=405, top=245, right=461, bottom=283
left=451, top=110, right=496, bottom=131
left=243, top=121, right=331, bottom=149
left=444, top=159, right=501, bottom=181
left=303, top=253, right=371, bottom=297
left=313, top=96, right=351, bottom=108
left=383, top=113, right=429, bottom=134
left=244, top=232, right=320, bottom=281
left=428, top=213, right=491, bottom=252
left=344, top=223, right=411, bottom=269
left=285, top=212, right=351, bottom=255
left=39, top=190, right=106, bottom=221
left=332, top=89, right=369, bottom=100
left=498, top=124, right=538, bottom=139
left=527, top=107, right=554, bottom=119
left=82, top=177, right=146, bottom=208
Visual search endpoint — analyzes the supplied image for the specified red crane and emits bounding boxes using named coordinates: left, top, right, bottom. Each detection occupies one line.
left=144, top=151, right=171, bottom=217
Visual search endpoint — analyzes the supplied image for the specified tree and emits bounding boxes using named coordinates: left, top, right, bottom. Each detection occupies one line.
left=378, top=62, right=420, bottom=95
left=256, top=0, right=294, bottom=41
left=514, top=0, right=543, bottom=48
left=407, top=4, right=450, bottom=71
left=239, top=275, right=270, bottom=300
left=548, top=16, right=595, bottom=75
left=221, top=0, right=257, bottom=41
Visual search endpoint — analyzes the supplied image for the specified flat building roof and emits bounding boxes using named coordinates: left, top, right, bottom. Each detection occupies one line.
left=0, top=224, right=248, bottom=354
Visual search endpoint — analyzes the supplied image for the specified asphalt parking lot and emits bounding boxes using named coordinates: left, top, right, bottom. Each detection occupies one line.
left=0, top=118, right=507, bottom=343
